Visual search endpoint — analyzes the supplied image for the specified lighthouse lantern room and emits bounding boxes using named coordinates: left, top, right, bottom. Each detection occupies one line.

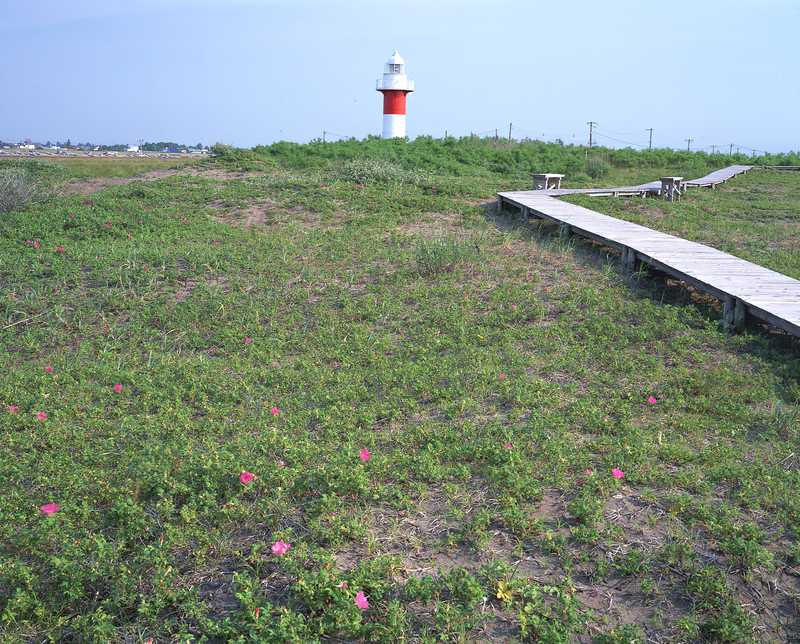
left=376, top=51, right=414, bottom=139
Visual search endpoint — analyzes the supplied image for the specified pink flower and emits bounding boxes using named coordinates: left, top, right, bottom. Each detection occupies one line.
left=647, top=395, right=657, bottom=405
left=337, top=580, right=349, bottom=589
left=113, top=383, right=123, bottom=393
left=271, top=539, right=291, bottom=556
left=585, top=468, right=594, bottom=476
left=498, top=372, right=507, bottom=381
left=270, top=406, right=280, bottom=416
left=611, top=468, right=625, bottom=479
left=503, top=442, right=513, bottom=450
left=40, top=502, right=60, bottom=515
left=55, top=245, right=65, bottom=254
left=244, top=336, right=253, bottom=345
left=239, top=471, right=255, bottom=485
left=354, top=591, right=369, bottom=610
left=36, top=411, right=47, bottom=421
left=359, top=447, right=371, bottom=462
left=7, top=404, right=19, bottom=414
left=44, top=365, right=54, bottom=374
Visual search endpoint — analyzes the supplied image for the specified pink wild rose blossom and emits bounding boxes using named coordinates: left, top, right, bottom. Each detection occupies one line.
left=647, top=395, right=657, bottom=405
left=113, top=383, right=123, bottom=394
left=271, top=406, right=280, bottom=416
left=40, top=502, right=60, bottom=515
left=7, top=404, right=19, bottom=414
left=354, top=591, right=370, bottom=610
left=44, top=365, right=54, bottom=374
left=271, top=539, right=291, bottom=556
left=244, top=336, right=254, bottom=345
left=239, top=471, right=255, bottom=485
left=611, top=468, right=625, bottom=480
left=36, top=411, right=47, bottom=421
left=359, top=447, right=371, bottom=462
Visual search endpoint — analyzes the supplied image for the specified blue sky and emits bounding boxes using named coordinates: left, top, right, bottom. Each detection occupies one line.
left=1, top=0, right=797, bottom=152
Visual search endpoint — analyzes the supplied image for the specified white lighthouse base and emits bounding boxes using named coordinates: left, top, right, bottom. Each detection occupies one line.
left=382, top=114, right=406, bottom=139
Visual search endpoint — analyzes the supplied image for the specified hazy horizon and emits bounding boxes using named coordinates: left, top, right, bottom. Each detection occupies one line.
left=1, top=0, right=798, bottom=153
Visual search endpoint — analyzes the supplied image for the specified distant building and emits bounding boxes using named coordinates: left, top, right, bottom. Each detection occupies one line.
left=127, top=145, right=140, bottom=152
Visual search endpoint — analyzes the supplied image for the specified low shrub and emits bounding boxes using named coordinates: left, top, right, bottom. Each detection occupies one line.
left=210, top=143, right=273, bottom=172
left=0, top=167, right=43, bottom=213
left=334, top=158, right=429, bottom=185
left=586, top=156, right=611, bottom=179
left=414, top=237, right=477, bottom=276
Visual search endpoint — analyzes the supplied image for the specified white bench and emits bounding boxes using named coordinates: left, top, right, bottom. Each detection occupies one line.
left=532, top=173, right=564, bottom=190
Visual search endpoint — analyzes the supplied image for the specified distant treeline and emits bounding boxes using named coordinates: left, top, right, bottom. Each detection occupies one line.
left=211, top=137, right=800, bottom=177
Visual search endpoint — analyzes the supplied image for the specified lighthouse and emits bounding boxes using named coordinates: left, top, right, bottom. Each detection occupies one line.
left=376, top=51, right=414, bottom=139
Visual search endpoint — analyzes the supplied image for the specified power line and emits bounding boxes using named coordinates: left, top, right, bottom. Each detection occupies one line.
left=593, top=130, right=646, bottom=148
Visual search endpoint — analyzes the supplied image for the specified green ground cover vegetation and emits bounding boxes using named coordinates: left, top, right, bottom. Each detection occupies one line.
left=1, top=140, right=799, bottom=641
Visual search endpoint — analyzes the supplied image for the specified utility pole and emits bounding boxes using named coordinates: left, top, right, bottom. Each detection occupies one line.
left=729, top=143, right=734, bottom=156
left=508, top=122, right=512, bottom=143
left=710, top=144, right=716, bottom=154
left=645, top=128, right=654, bottom=151
left=495, top=128, right=498, bottom=142
left=587, top=121, right=598, bottom=148
left=322, top=130, right=326, bottom=143
left=444, top=130, right=447, bottom=139
left=685, top=138, right=693, bottom=151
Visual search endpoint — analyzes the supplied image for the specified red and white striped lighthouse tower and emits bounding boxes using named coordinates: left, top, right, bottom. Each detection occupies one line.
left=376, top=51, right=414, bottom=139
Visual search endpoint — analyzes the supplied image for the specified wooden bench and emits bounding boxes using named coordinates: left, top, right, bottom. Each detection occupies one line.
left=532, top=173, right=564, bottom=190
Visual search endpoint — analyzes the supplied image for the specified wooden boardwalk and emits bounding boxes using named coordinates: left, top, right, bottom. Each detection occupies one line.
left=497, top=167, right=800, bottom=337
left=535, top=165, right=753, bottom=197
left=684, top=164, right=753, bottom=188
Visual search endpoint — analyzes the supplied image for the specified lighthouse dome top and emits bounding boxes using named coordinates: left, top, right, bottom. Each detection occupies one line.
left=387, top=51, right=405, bottom=65
left=377, top=51, right=414, bottom=92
